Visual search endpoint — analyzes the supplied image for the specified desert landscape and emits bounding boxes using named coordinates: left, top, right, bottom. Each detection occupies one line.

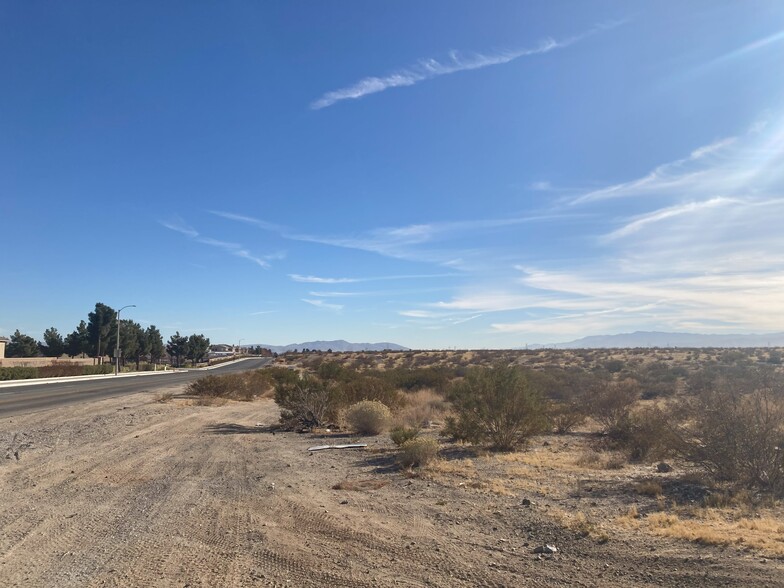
left=2, top=349, right=783, bottom=587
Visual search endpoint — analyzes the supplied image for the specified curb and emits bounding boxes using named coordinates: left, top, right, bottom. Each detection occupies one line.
left=0, top=357, right=259, bottom=388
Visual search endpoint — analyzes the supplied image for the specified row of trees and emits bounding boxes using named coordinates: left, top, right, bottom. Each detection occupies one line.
left=4, top=303, right=210, bottom=368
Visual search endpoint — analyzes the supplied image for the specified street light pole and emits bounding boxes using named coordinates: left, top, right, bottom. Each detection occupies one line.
left=237, top=338, right=244, bottom=357
left=115, top=304, right=136, bottom=376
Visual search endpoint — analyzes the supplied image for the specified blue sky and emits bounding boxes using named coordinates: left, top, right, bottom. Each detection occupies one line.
left=2, top=1, right=784, bottom=348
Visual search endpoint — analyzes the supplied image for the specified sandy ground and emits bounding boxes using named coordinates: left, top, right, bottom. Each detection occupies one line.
left=2, top=387, right=783, bottom=587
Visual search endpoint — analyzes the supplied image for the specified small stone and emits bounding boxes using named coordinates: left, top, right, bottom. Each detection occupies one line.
left=533, top=545, right=557, bottom=554
left=657, top=462, right=673, bottom=473
left=521, top=498, right=532, bottom=506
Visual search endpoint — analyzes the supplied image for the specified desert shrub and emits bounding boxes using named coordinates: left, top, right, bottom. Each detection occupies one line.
left=390, top=426, right=420, bottom=446
left=398, top=437, right=439, bottom=469
left=621, top=407, right=680, bottom=462
left=445, top=365, right=548, bottom=451
left=394, top=388, right=450, bottom=428
left=677, top=385, right=784, bottom=495
left=344, top=400, right=391, bottom=435
left=335, top=375, right=403, bottom=411
left=0, top=366, right=38, bottom=380
left=588, top=379, right=640, bottom=439
left=274, top=374, right=338, bottom=429
left=548, top=401, right=587, bottom=434
left=188, top=369, right=272, bottom=402
left=383, top=367, right=453, bottom=394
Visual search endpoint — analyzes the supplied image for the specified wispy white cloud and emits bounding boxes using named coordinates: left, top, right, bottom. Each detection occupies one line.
left=705, top=28, right=784, bottom=69
left=302, top=299, right=344, bottom=311
left=289, top=273, right=458, bottom=284
left=250, top=310, right=276, bottom=316
left=159, top=218, right=280, bottom=269
left=572, top=115, right=784, bottom=205
left=602, top=197, right=739, bottom=240
left=308, top=291, right=365, bottom=298
left=311, top=22, right=623, bottom=109
left=160, top=217, right=198, bottom=238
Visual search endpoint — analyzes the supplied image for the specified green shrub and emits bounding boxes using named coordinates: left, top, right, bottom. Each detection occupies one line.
left=38, top=363, right=84, bottom=378
left=446, top=365, right=548, bottom=450
left=390, top=426, right=420, bottom=446
left=344, top=400, right=391, bottom=435
left=0, top=366, right=38, bottom=380
left=82, top=364, right=114, bottom=375
left=398, top=437, right=439, bottom=469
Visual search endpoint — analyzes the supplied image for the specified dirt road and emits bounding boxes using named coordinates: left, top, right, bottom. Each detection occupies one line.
left=1, top=388, right=781, bottom=587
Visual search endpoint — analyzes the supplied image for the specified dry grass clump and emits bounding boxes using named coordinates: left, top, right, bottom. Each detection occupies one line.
left=394, top=388, right=450, bottom=428
left=155, top=391, right=174, bottom=403
left=635, top=480, right=664, bottom=497
left=575, top=450, right=626, bottom=470
left=398, top=437, right=439, bottom=469
left=344, top=400, right=391, bottom=435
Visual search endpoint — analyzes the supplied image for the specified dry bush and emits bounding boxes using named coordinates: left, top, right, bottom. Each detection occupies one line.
left=677, top=386, right=784, bottom=495
left=588, top=379, right=640, bottom=438
left=548, top=401, right=587, bottom=434
left=188, top=370, right=272, bottom=402
left=275, top=374, right=337, bottom=429
left=394, top=388, right=450, bottom=428
left=390, top=426, right=420, bottom=447
left=155, top=391, right=174, bottom=403
left=344, top=400, right=391, bottom=435
left=398, top=437, right=439, bottom=469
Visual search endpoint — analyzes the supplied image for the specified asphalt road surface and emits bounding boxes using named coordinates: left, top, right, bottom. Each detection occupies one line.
left=0, top=357, right=273, bottom=417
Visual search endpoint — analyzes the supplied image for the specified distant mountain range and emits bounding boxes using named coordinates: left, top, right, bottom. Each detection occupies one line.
left=248, top=340, right=409, bottom=353
left=530, top=331, right=784, bottom=349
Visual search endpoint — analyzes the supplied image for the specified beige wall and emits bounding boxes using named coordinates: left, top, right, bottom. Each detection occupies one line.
left=0, top=340, right=6, bottom=359
left=0, top=357, right=97, bottom=368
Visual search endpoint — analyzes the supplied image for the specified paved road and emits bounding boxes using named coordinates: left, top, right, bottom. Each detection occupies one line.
left=0, top=357, right=274, bottom=417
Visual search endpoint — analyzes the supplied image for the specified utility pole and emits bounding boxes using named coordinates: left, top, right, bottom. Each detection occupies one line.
left=115, top=305, right=136, bottom=375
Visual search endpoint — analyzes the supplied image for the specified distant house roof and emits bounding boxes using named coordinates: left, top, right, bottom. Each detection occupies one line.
left=0, top=337, right=9, bottom=343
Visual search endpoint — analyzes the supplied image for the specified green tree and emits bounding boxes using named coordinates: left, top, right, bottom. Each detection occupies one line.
left=186, top=334, right=210, bottom=365
left=445, top=365, right=548, bottom=451
left=40, top=327, right=65, bottom=357
left=65, top=321, right=90, bottom=358
left=166, top=331, right=188, bottom=367
left=87, top=302, right=116, bottom=360
left=146, top=326, right=165, bottom=364
left=116, top=319, right=140, bottom=369
left=127, top=322, right=151, bottom=370
left=6, top=329, right=40, bottom=358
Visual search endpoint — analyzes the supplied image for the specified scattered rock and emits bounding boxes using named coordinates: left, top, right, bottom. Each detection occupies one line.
left=532, top=545, right=557, bottom=554
left=521, top=498, right=532, bottom=506
left=657, top=462, right=673, bottom=473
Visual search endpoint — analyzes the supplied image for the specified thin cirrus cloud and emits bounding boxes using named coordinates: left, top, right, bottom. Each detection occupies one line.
left=302, top=299, right=344, bottom=311
left=408, top=112, right=784, bottom=340
left=211, top=208, right=580, bottom=266
left=288, top=273, right=458, bottom=284
left=310, top=21, right=624, bottom=109
left=159, top=218, right=281, bottom=269
left=571, top=114, right=784, bottom=206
